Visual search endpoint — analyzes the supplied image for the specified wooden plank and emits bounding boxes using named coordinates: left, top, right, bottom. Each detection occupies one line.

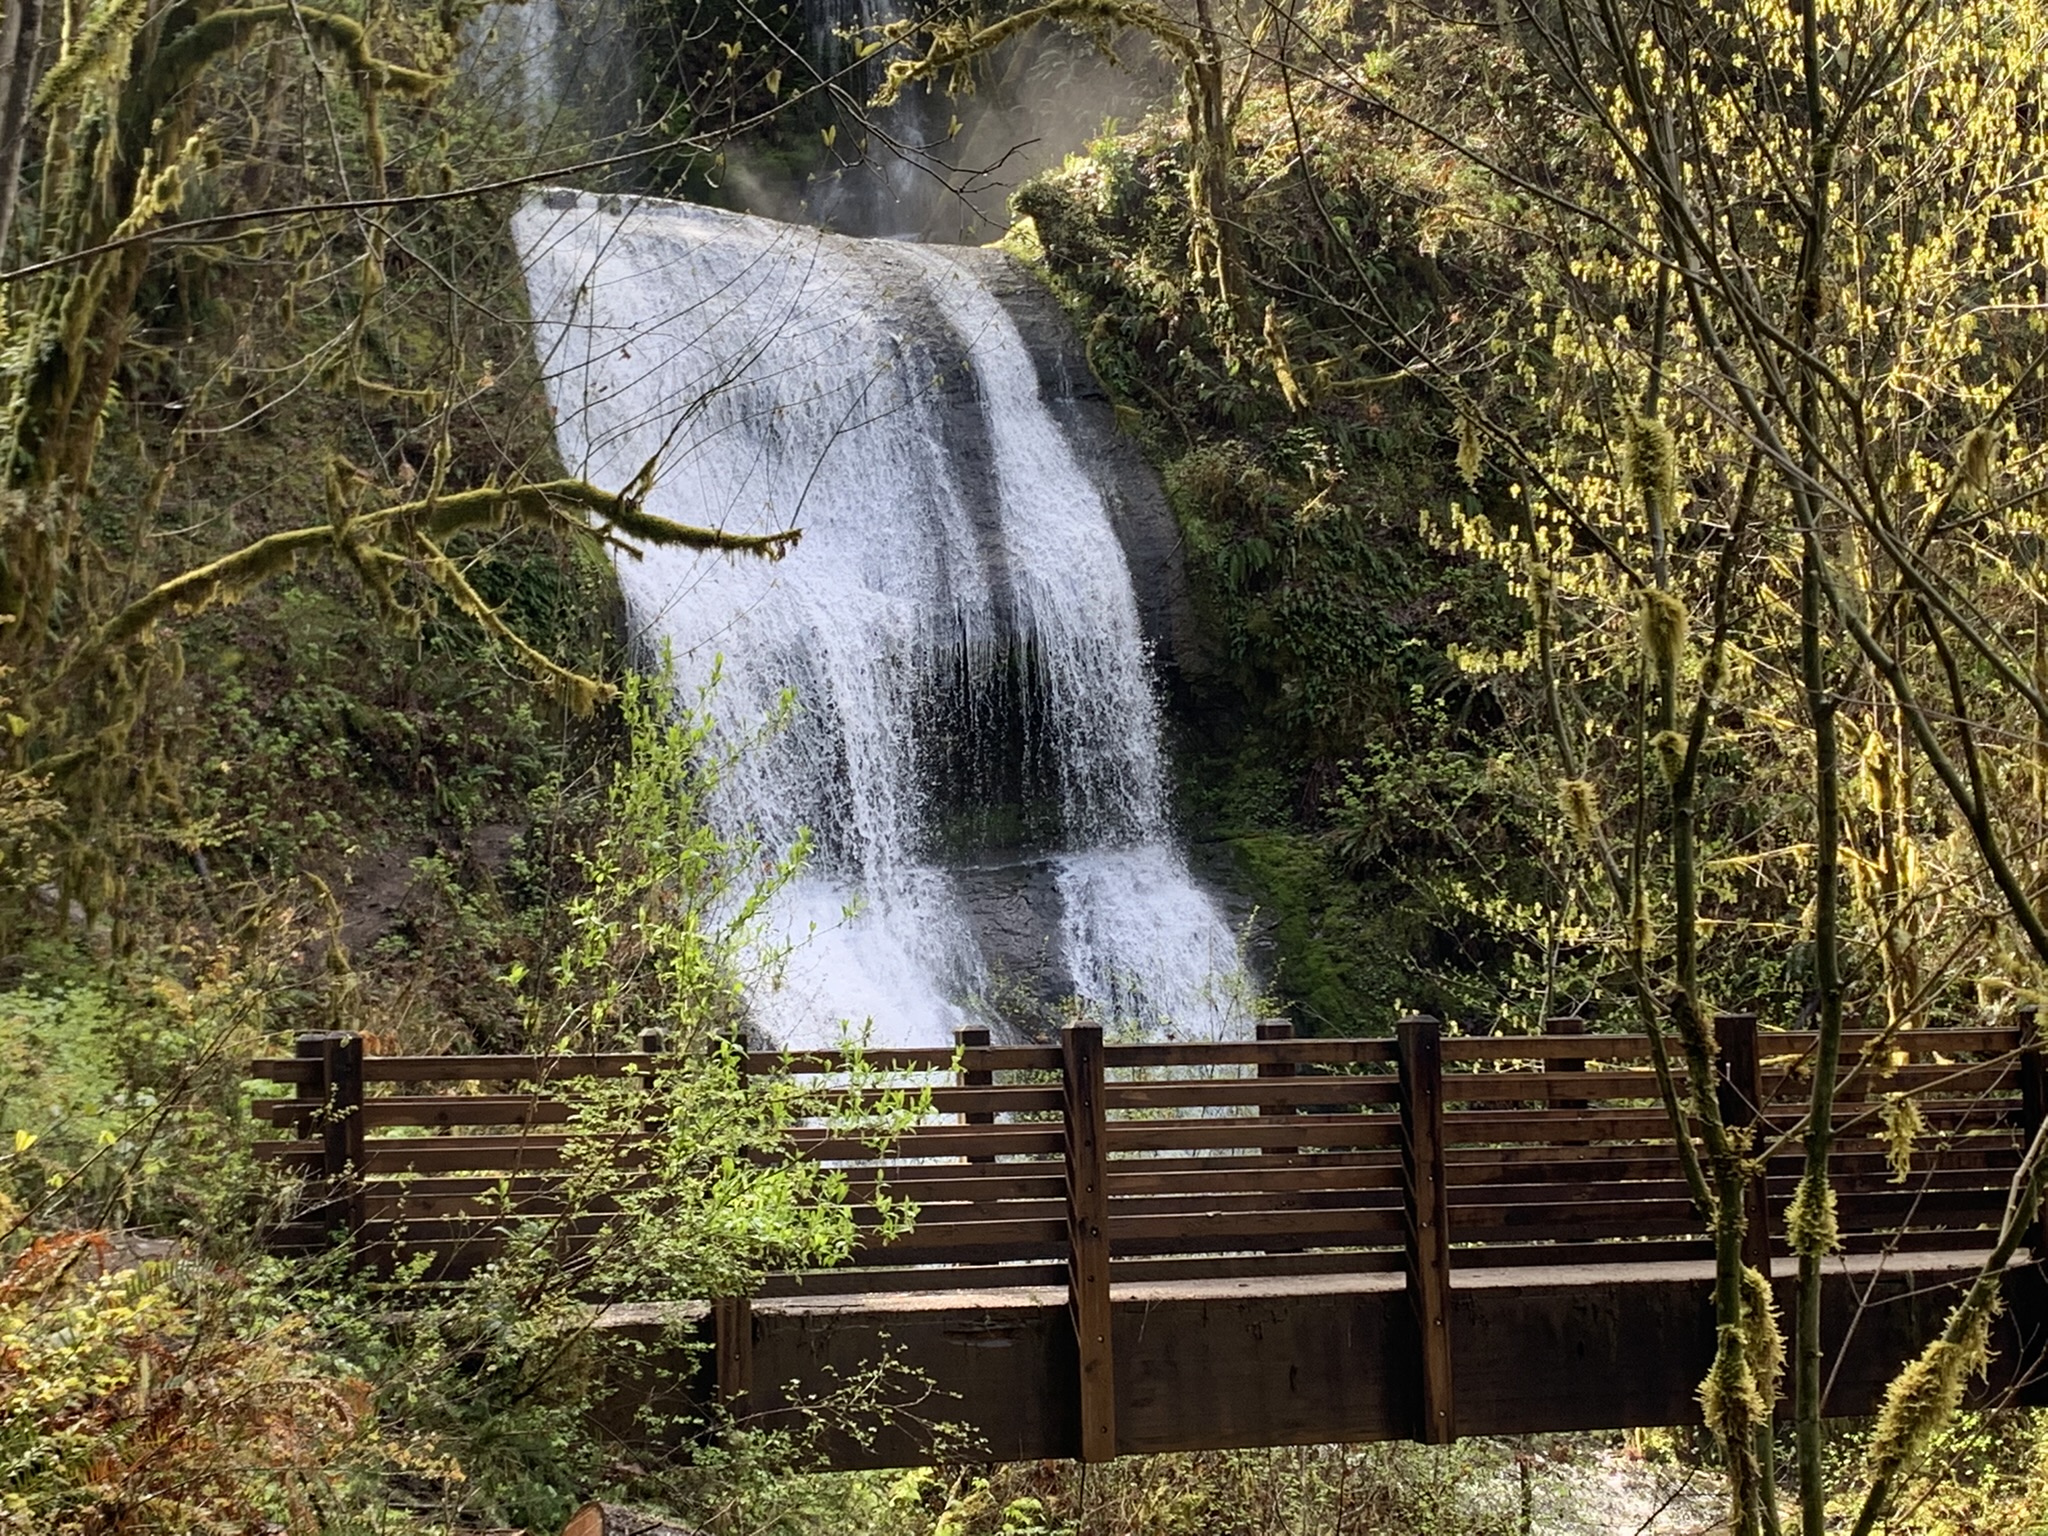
left=1106, top=1039, right=1398, bottom=1068
left=273, top=1095, right=573, bottom=1130
left=1102, top=1149, right=1401, bottom=1177
left=1454, top=1215, right=1705, bottom=1246
left=1109, top=1162, right=1406, bottom=1197
left=840, top=1170, right=1070, bottom=1202
left=1451, top=1235, right=1714, bottom=1268
left=1110, top=1248, right=1407, bottom=1283
left=362, top=1138, right=579, bottom=1175
left=1107, top=1115, right=1402, bottom=1155
left=1108, top=1188, right=1401, bottom=1219
left=1826, top=1103, right=2016, bottom=1135
left=1396, top=1015, right=1455, bottom=1445
left=1450, top=1177, right=1696, bottom=1209
left=1445, top=1142, right=1683, bottom=1170
left=861, top=1217, right=1070, bottom=1253
left=1762, top=1164, right=2022, bottom=1198
left=1106, top=1077, right=1400, bottom=1111
left=1108, top=1206, right=1407, bottom=1245
left=268, top=1073, right=1155, bottom=1138
left=791, top=1124, right=1068, bottom=1160
left=1436, top=1072, right=1671, bottom=1105
left=1440, top=1108, right=1675, bottom=1144
left=756, top=1046, right=1063, bottom=1074
left=1443, top=1033, right=1655, bottom=1063
left=1828, top=1187, right=2013, bottom=1224
left=1761, top=1146, right=2022, bottom=1179
left=757, top=1262, right=1070, bottom=1297
left=1449, top=1152, right=1687, bottom=1185
left=368, top=1053, right=654, bottom=1083
left=866, top=1197, right=1067, bottom=1224
left=1771, top=1026, right=2023, bottom=1055
left=1449, top=1214, right=1705, bottom=1246
left=250, top=1056, right=321, bottom=1086
left=1063, top=1023, right=1116, bottom=1463
left=1761, top=1064, right=2019, bottom=1104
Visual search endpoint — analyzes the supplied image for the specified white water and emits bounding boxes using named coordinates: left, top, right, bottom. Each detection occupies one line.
left=514, top=192, right=1252, bottom=1048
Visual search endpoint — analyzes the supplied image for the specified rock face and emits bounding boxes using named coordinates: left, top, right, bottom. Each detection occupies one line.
left=950, top=853, right=1073, bottom=1026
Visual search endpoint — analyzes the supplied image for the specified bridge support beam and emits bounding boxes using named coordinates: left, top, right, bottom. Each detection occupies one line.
left=1062, top=1022, right=1116, bottom=1461
left=588, top=1250, right=2048, bottom=1469
left=1396, top=1014, right=1454, bottom=1444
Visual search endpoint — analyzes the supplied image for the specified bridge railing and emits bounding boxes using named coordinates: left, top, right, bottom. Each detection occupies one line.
left=247, top=1012, right=2044, bottom=1458
left=250, top=1014, right=2038, bottom=1295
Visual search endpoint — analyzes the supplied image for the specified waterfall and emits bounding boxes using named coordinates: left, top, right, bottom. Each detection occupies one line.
left=514, top=192, right=1253, bottom=1049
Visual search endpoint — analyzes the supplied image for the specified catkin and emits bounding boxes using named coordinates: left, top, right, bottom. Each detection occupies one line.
left=1558, top=778, right=1600, bottom=844
left=1641, top=589, right=1688, bottom=671
left=1626, top=412, right=1680, bottom=507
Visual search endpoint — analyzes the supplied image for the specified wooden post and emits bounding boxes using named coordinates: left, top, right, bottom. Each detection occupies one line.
left=634, top=1036, right=667, bottom=1130
left=1714, top=1013, right=1774, bottom=1278
left=704, top=1027, right=753, bottom=1415
left=1546, top=1015, right=1587, bottom=1111
left=1395, top=1014, right=1455, bottom=1444
left=712, top=1295, right=754, bottom=1416
left=297, top=1031, right=365, bottom=1240
left=2018, top=1008, right=2046, bottom=1260
left=1257, top=1018, right=1296, bottom=1155
left=958, top=1024, right=994, bottom=1165
left=1061, top=1021, right=1116, bottom=1462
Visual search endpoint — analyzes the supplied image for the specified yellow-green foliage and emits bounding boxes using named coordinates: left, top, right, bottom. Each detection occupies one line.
left=0, top=1234, right=382, bottom=1535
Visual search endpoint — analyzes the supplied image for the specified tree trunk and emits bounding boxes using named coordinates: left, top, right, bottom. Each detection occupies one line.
left=0, top=0, right=45, bottom=260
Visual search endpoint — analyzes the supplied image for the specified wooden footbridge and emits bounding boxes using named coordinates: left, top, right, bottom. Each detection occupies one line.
left=252, top=1016, right=2048, bottom=1466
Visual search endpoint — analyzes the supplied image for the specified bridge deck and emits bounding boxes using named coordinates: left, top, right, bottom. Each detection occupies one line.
left=251, top=1014, right=2048, bottom=1465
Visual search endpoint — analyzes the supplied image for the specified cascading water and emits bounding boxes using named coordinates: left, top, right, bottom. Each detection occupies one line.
left=514, top=192, right=1253, bottom=1048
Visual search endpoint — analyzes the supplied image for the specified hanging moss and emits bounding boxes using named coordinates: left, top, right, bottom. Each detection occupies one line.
left=1865, top=1300, right=1996, bottom=1492
left=1785, top=1168, right=1840, bottom=1258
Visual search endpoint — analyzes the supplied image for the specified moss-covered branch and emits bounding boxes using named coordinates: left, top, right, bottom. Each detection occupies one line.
left=871, top=0, right=1195, bottom=105
left=55, top=479, right=799, bottom=708
left=131, top=5, right=440, bottom=124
